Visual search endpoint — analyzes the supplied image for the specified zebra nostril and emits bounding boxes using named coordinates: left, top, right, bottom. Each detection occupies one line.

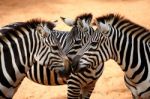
left=63, top=57, right=72, bottom=73
left=56, top=67, right=70, bottom=78
left=64, top=58, right=70, bottom=66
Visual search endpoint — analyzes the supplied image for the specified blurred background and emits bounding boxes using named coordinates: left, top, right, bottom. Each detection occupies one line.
left=0, top=0, right=149, bottom=99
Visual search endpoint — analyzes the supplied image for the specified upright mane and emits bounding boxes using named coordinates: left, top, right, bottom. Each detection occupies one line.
left=0, top=19, right=55, bottom=39
left=74, top=13, right=93, bottom=25
left=95, top=13, right=149, bottom=31
left=96, top=13, right=124, bottom=24
left=26, top=19, right=55, bottom=29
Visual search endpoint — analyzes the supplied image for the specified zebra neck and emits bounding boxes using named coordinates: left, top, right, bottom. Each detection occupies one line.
left=28, top=29, right=42, bottom=67
left=112, top=28, right=130, bottom=68
left=112, top=26, right=149, bottom=71
left=18, top=28, right=36, bottom=68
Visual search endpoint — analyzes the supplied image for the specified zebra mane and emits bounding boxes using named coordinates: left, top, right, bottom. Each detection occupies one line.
left=74, top=13, right=93, bottom=25
left=96, top=13, right=124, bottom=24
left=0, top=19, right=55, bottom=38
left=26, top=19, right=56, bottom=29
left=95, top=13, right=149, bottom=32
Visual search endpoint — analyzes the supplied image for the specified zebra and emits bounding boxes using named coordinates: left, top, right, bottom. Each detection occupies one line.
left=72, top=13, right=150, bottom=99
left=25, top=13, right=102, bottom=99
left=60, top=13, right=95, bottom=58
left=62, top=14, right=104, bottom=99
left=0, top=19, right=70, bottom=99
left=26, top=30, right=70, bottom=85
left=66, top=29, right=104, bottom=99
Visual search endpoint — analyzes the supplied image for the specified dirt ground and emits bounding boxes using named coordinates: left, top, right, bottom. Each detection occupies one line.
left=0, top=0, right=150, bottom=99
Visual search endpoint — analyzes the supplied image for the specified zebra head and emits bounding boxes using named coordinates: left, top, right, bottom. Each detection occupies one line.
left=71, top=16, right=113, bottom=73
left=60, top=13, right=93, bottom=37
left=59, top=13, right=96, bottom=73
left=33, top=20, right=70, bottom=72
left=60, top=13, right=94, bottom=58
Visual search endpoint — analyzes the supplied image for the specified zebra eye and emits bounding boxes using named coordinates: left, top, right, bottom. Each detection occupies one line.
left=38, top=30, right=42, bottom=34
left=91, top=41, right=98, bottom=46
left=75, top=39, right=82, bottom=44
left=52, top=46, right=59, bottom=50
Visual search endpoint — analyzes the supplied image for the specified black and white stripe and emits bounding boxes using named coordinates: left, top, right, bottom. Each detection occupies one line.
left=62, top=13, right=104, bottom=99
left=26, top=30, right=70, bottom=85
left=25, top=13, right=101, bottom=99
left=75, top=13, right=150, bottom=99
left=0, top=19, right=70, bottom=98
left=68, top=30, right=104, bottom=99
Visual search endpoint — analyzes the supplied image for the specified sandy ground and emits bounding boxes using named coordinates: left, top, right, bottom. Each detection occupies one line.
left=0, top=0, right=150, bottom=99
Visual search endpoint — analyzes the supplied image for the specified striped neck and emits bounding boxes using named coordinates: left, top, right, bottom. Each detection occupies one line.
left=102, top=15, right=150, bottom=71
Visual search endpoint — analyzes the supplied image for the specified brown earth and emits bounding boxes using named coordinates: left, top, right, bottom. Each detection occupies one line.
left=0, top=0, right=150, bottom=99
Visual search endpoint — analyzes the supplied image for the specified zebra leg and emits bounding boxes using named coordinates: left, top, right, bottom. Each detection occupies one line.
left=0, top=77, right=23, bottom=99
left=81, top=81, right=96, bottom=99
left=67, top=83, right=81, bottom=99
left=124, top=75, right=139, bottom=99
left=139, top=89, right=150, bottom=99
left=0, top=96, right=12, bottom=99
left=67, top=73, right=81, bottom=99
left=0, top=86, right=18, bottom=99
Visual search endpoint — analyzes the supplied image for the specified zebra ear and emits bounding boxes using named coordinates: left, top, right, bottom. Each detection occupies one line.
left=77, top=18, right=89, bottom=29
left=36, top=25, right=48, bottom=38
left=60, top=17, right=75, bottom=26
left=99, top=22, right=109, bottom=33
left=95, top=21, right=109, bottom=33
